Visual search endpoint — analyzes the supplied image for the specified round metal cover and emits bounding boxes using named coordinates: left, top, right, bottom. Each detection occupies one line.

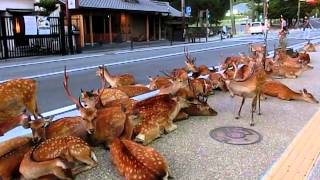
left=209, top=126, right=262, bottom=145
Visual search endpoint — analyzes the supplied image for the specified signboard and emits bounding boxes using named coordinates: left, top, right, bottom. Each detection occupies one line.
left=186, top=6, right=191, bottom=16
left=37, top=16, right=50, bottom=35
left=68, top=0, right=76, bottom=9
left=24, top=16, right=37, bottom=35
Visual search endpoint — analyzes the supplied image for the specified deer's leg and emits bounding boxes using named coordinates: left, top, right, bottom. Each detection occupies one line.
left=135, top=124, right=161, bottom=145
left=51, top=167, right=72, bottom=180
left=236, top=97, right=245, bottom=119
left=70, top=151, right=97, bottom=175
left=250, top=96, right=258, bottom=126
left=174, top=111, right=189, bottom=122
left=258, top=93, right=262, bottom=115
left=25, top=96, right=42, bottom=120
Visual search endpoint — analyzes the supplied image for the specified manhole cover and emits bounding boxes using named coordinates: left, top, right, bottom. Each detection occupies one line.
left=209, top=126, right=262, bottom=145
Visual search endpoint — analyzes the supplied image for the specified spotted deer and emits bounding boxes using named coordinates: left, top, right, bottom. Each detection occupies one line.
left=96, top=65, right=136, bottom=87
left=28, top=116, right=88, bottom=143
left=184, top=47, right=211, bottom=75
left=64, top=68, right=141, bottom=146
left=262, top=80, right=319, bottom=103
left=115, top=85, right=151, bottom=97
left=0, top=79, right=43, bottom=136
left=148, top=76, right=173, bottom=90
left=110, top=138, right=171, bottom=180
left=208, top=72, right=227, bottom=91
left=19, top=136, right=97, bottom=180
left=303, top=40, right=317, bottom=52
left=133, top=94, right=190, bottom=144
left=0, top=136, right=33, bottom=180
left=224, top=63, right=267, bottom=126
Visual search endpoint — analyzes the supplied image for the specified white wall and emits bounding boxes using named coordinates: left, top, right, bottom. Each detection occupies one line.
left=0, top=0, right=35, bottom=11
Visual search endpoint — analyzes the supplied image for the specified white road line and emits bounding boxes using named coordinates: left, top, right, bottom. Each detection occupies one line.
left=0, top=41, right=259, bottom=83
left=0, top=53, right=105, bottom=70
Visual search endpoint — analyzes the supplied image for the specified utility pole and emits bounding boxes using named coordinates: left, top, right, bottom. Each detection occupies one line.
left=229, top=0, right=236, bottom=35
left=263, top=0, right=268, bottom=68
left=297, top=0, right=301, bottom=27
left=181, top=0, right=186, bottom=40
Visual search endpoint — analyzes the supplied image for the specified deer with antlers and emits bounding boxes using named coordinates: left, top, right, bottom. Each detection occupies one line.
left=0, top=79, right=44, bottom=136
left=96, top=66, right=136, bottom=87
left=262, top=80, right=319, bottom=103
left=184, top=47, right=211, bottom=75
left=19, top=136, right=97, bottom=180
left=224, top=62, right=267, bottom=126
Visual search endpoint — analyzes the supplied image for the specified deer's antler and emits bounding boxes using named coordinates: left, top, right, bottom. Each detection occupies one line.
left=63, top=66, right=83, bottom=108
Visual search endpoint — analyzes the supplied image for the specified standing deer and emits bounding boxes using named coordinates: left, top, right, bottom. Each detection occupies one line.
left=96, top=65, right=135, bottom=87
left=224, top=63, right=267, bottom=126
left=19, top=136, right=97, bottom=180
left=262, top=80, right=319, bottom=103
left=0, top=136, right=33, bottom=180
left=0, top=79, right=43, bottom=136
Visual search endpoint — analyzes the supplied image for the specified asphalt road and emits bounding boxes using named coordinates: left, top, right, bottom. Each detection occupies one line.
left=0, top=32, right=319, bottom=113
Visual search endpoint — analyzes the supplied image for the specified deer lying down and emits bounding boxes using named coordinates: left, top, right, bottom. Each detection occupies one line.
left=110, top=138, right=171, bottom=180
left=96, top=66, right=135, bottom=87
left=28, top=116, right=88, bottom=143
left=19, top=136, right=97, bottom=180
left=303, top=41, right=317, bottom=52
left=115, top=85, right=151, bottom=97
left=0, top=137, right=33, bottom=180
left=262, top=80, right=319, bottom=103
left=133, top=95, right=190, bottom=144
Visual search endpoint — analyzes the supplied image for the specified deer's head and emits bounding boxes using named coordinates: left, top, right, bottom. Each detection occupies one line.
left=301, top=89, right=319, bottom=104
left=64, top=66, right=104, bottom=134
left=183, top=98, right=217, bottom=116
left=28, top=116, right=54, bottom=143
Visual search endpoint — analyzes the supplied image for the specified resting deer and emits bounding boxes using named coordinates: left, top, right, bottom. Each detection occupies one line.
left=303, top=40, right=317, bottom=52
left=0, top=79, right=43, bottom=136
left=64, top=67, right=141, bottom=146
left=20, top=136, right=97, bottom=179
left=148, top=76, right=173, bottom=90
left=110, top=138, right=171, bottom=180
left=184, top=47, right=211, bottom=75
left=262, top=80, right=319, bottom=103
left=224, top=63, right=267, bottom=126
left=265, top=62, right=311, bottom=79
left=28, top=116, right=88, bottom=143
left=114, top=85, right=151, bottom=97
left=96, top=65, right=136, bottom=87
left=0, top=136, right=33, bottom=180
left=133, top=94, right=190, bottom=144
left=208, top=72, right=227, bottom=91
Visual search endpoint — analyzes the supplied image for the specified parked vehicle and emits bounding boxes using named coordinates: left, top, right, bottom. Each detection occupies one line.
left=250, top=22, right=265, bottom=35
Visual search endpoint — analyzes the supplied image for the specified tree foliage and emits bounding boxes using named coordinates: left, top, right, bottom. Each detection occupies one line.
left=162, top=0, right=230, bottom=25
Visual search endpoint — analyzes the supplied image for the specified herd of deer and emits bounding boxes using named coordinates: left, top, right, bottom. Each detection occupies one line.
left=0, top=41, right=319, bottom=180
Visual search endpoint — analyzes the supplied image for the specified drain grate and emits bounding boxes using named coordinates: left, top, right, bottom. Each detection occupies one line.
left=209, top=126, right=262, bottom=145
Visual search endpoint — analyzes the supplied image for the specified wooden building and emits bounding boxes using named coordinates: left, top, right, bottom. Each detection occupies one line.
left=65, top=0, right=183, bottom=47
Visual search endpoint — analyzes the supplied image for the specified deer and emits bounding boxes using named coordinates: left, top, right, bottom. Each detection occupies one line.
left=0, top=136, right=33, bottom=180
left=265, top=62, right=312, bottom=79
left=133, top=94, right=190, bottom=144
left=113, top=85, right=151, bottom=97
left=303, top=40, right=317, bottom=52
left=184, top=47, right=211, bottom=75
left=223, top=62, right=267, bottom=126
left=148, top=76, right=173, bottom=90
left=28, top=116, right=88, bottom=143
left=0, top=114, right=30, bottom=137
left=64, top=67, right=141, bottom=146
left=262, top=80, right=319, bottom=103
left=19, top=136, right=97, bottom=180
left=110, top=138, right=171, bottom=180
left=0, top=79, right=44, bottom=136
left=208, top=72, right=227, bottom=91
left=96, top=65, right=136, bottom=87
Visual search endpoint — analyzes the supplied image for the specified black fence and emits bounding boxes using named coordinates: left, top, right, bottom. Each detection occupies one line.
left=0, top=16, right=79, bottom=60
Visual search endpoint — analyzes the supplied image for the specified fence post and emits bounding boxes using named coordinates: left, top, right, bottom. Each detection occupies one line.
left=59, top=12, right=66, bottom=55
left=131, top=38, right=133, bottom=50
left=1, top=17, right=9, bottom=59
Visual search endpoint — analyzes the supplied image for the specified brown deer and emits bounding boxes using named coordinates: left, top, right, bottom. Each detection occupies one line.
left=224, top=63, right=267, bottom=126
left=184, top=47, right=211, bottom=75
left=22, top=136, right=97, bottom=178
left=28, top=116, right=88, bottom=143
left=64, top=68, right=141, bottom=146
left=110, top=138, right=171, bottom=180
left=133, top=94, right=190, bottom=144
left=148, top=76, right=173, bottom=90
left=96, top=66, right=135, bottom=87
left=208, top=72, right=227, bottom=91
left=303, top=40, right=317, bottom=52
left=0, top=79, right=43, bottom=136
left=0, top=114, right=29, bottom=136
left=262, top=80, right=319, bottom=103
left=0, top=136, right=33, bottom=180
left=115, top=85, right=151, bottom=97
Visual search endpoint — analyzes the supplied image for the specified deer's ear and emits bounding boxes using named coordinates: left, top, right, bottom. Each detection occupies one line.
left=303, top=88, right=308, bottom=93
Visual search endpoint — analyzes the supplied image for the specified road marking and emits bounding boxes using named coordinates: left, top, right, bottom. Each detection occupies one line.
left=0, top=41, right=260, bottom=83
left=0, top=53, right=105, bottom=70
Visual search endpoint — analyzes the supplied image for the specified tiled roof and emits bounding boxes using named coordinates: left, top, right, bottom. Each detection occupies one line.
left=79, top=0, right=169, bottom=13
